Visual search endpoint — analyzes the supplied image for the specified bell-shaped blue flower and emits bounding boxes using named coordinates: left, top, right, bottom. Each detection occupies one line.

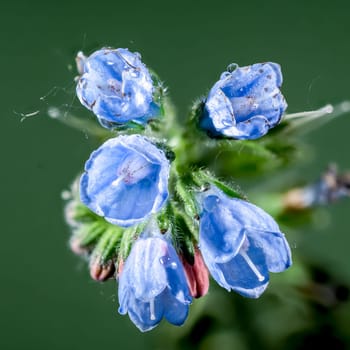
left=200, top=62, right=287, bottom=140
left=76, top=48, right=160, bottom=128
left=118, top=233, right=192, bottom=332
left=80, top=135, right=170, bottom=227
left=197, top=186, right=292, bottom=298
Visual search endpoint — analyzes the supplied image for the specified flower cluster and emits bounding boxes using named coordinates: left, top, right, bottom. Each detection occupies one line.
left=65, top=47, right=292, bottom=332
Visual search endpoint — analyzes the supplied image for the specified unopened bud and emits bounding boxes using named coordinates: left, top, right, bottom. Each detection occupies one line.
left=180, top=248, right=209, bottom=298
left=89, top=257, right=116, bottom=282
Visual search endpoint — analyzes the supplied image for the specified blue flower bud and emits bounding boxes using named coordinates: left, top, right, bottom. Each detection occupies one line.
left=200, top=62, right=287, bottom=140
left=197, top=186, right=292, bottom=298
left=76, top=48, right=160, bottom=128
left=118, top=233, right=192, bottom=332
left=80, top=135, right=170, bottom=227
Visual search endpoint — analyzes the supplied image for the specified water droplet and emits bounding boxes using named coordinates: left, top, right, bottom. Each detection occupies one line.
left=129, top=70, right=140, bottom=78
left=227, top=63, right=238, bottom=72
left=159, top=256, right=177, bottom=269
left=203, top=195, right=220, bottom=211
left=159, top=256, right=170, bottom=265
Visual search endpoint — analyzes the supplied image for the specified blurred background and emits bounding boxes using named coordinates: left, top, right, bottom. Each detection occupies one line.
left=2, top=0, right=350, bottom=349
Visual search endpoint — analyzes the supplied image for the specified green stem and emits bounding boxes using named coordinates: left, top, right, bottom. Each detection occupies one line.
left=47, top=106, right=113, bottom=139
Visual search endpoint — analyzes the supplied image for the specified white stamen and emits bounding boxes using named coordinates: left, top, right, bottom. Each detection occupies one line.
left=240, top=251, right=265, bottom=282
left=283, top=104, right=333, bottom=120
left=149, top=299, right=156, bottom=321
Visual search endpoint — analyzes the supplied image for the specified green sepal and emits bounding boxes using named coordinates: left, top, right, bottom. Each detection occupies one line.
left=175, top=177, right=198, bottom=218
left=68, top=200, right=100, bottom=224
left=118, top=223, right=146, bottom=261
left=106, top=120, right=146, bottom=133
left=149, top=68, right=167, bottom=110
left=188, top=98, right=205, bottom=124
left=157, top=204, right=172, bottom=233
left=147, top=69, right=179, bottom=139
left=74, top=222, right=106, bottom=247
left=172, top=208, right=197, bottom=265
left=91, top=226, right=124, bottom=264
left=146, top=95, right=178, bottom=140
left=192, top=169, right=246, bottom=200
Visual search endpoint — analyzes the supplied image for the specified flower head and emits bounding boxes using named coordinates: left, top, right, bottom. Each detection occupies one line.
left=118, top=233, right=192, bottom=332
left=197, top=186, right=292, bottom=298
left=200, top=62, right=287, bottom=140
left=76, top=48, right=160, bottom=128
left=80, top=135, right=170, bottom=227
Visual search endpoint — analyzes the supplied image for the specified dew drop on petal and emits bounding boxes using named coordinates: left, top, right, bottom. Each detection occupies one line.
left=159, top=256, right=177, bottom=269
left=227, top=63, right=239, bottom=73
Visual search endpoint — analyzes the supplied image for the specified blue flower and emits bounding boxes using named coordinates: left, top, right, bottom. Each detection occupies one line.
left=118, top=233, right=192, bottom=332
left=197, top=186, right=292, bottom=298
left=76, top=48, right=160, bottom=128
left=80, top=135, right=170, bottom=227
left=200, top=62, right=287, bottom=140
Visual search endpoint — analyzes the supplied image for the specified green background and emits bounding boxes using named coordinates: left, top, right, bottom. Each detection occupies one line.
left=2, top=0, right=350, bottom=349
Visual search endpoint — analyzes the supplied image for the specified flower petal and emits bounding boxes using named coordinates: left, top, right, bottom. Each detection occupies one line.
left=246, top=229, right=292, bottom=272
left=118, top=294, right=164, bottom=332
left=216, top=239, right=270, bottom=298
left=199, top=194, right=247, bottom=263
left=118, top=237, right=168, bottom=301
left=222, top=115, right=270, bottom=140
left=162, top=290, right=190, bottom=326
